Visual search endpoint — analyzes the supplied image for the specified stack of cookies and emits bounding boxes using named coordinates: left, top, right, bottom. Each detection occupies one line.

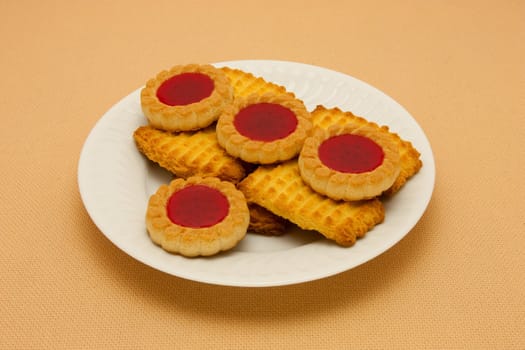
left=134, top=64, right=422, bottom=257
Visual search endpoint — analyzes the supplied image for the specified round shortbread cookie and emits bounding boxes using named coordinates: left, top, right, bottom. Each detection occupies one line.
left=216, top=92, right=312, bottom=164
left=146, top=176, right=249, bottom=257
left=141, top=64, right=233, bottom=132
left=298, top=123, right=401, bottom=201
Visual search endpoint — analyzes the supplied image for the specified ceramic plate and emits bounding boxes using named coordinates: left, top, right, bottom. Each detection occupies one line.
left=78, top=60, right=435, bottom=287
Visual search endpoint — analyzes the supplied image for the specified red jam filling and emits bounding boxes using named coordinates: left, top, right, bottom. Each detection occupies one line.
left=167, top=185, right=229, bottom=228
left=156, top=73, right=214, bottom=106
left=318, top=134, right=384, bottom=173
left=233, top=103, right=298, bottom=142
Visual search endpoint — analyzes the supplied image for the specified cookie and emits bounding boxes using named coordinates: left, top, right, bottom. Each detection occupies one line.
left=238, top=160, right=385, bottom=246
left=133, top=125, right=246, bottom=183
left=216, top=92, right=312, bottom=164
left=310, top=105, right=422, bottom=196
left=298, top=123, right=401, bottom=201
left=141, top=64, right=233, bottom=132
left=221, top=66, right=289, bottom=98
left=248, top=203, right=288, bottom=236
left=146, top=176, right=249, bottom=257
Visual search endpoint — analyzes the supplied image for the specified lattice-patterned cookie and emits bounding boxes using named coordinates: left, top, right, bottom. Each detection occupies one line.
left=310, top=105, right=422, bottom=196
left=133, top=125, right=246, bottom=183
left=299, top=123, right=401, bottom=201
left=220, top=67, right=289, bottom=98
left=248, top=203, right=288, bottom=236
left=238, top=160, right=385, bottom=246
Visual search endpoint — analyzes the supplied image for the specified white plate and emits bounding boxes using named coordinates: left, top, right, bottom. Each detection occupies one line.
left=78, top=60, right=435, bottom=287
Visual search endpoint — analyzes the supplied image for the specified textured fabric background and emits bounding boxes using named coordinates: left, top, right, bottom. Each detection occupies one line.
left=1, top=0, right=524, bottom=348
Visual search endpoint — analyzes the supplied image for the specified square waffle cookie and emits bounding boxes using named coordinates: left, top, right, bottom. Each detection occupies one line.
left=220, top=67, right=290, bottom=98
left=133, top=125, right=246, bottom=183
left=238, top=160, right=385, bottom=246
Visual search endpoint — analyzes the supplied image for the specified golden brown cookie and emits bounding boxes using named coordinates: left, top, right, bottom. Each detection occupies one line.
left=133, top=125, right=246, bottom=183
left=310, top=105, right=422, bottom=196
left=216, top=92, right=312, bottom=164
left=248, top=203, right=288, bottom=236
left=298, top=123, right=401, bottom=201
left=221, top=66, right=289, bottom=98
left=238, top=160, right=385, bottom=246
left=146, top=176, right=249, bottom=257
left=141, top=64, right=233, bottom=132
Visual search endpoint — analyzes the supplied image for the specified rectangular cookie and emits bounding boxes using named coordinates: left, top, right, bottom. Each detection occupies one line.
left=238, top=160, right=385, bottom=246
left=310, top=105, right=423, bottom=195
left=221, top=66, right=290, bottom=98
left=248, top=203, right=288, bottom=236
left=133, top=125, right=246, bottom=183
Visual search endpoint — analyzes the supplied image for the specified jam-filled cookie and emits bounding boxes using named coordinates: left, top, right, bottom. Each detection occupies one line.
left=298, top=123, right=401, bottom=201
left=146, top=176, right=249, bottom=257
left=141, top=64, right=233, bottom=132
left=310, top=105, right=422, bottom=196
left=216, top=92, right=312, bottom=164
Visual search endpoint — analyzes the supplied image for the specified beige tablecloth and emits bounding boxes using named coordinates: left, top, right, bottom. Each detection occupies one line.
left=1, top=1, right=524, bottom=348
